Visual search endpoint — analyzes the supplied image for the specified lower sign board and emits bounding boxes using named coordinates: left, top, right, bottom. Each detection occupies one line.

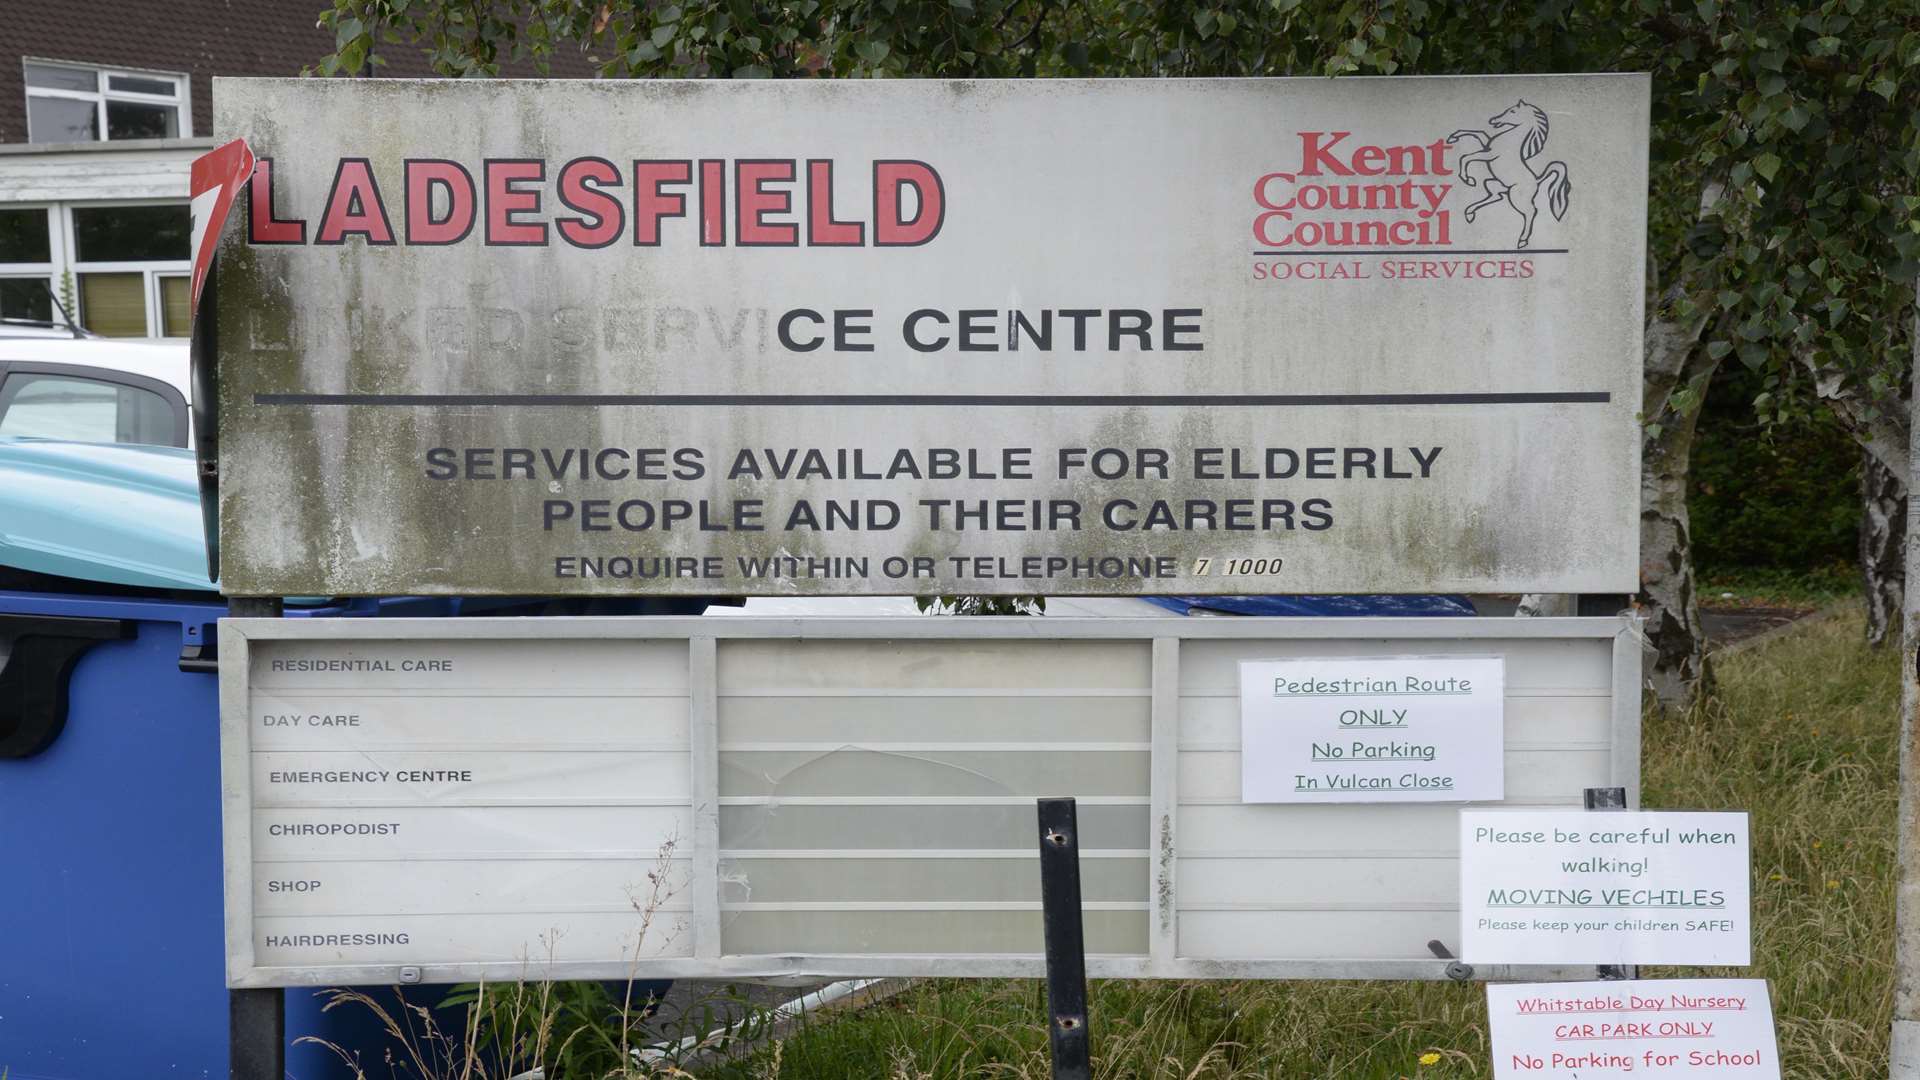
left=1488, top=979, right=1780, bottom=1078
left=1238, top=656, right=1503, bottom=802
left=219, top=615, right=1639, bottom=987
left=1460, top=809, right=1751, bottom=966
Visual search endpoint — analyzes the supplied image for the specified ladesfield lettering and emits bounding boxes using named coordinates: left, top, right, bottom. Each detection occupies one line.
left=249, top=156, right=945, bottom=248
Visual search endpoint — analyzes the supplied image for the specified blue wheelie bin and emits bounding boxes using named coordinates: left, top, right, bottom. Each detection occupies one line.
left=0, top=439, right=681, bottom=1078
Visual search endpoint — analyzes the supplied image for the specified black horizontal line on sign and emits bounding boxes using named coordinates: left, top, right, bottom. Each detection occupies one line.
left=1251, top=248, right=1570, bottom=256
left=255, top=392, right=1610, bottom=407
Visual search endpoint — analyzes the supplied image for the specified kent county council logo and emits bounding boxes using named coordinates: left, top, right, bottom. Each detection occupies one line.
left=1446, top=100, right=1572, bottom=248
left=1250, top=99, right=1574, bottom=283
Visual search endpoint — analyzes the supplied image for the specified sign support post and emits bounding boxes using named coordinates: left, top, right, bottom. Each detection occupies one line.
left=1583, top=785, right=1636, bottom=983
left=1891, top=289, right=1920, bottom=1079
left=228, top=988, right=282, bottom=1080
left=1038, top=797, right=1091, bottom=1080
left=227, top=594, right=285, bottom=1080
left=224, top=591, right=284, bottom=1076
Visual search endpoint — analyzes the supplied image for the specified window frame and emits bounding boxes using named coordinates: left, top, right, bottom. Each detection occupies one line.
left=0, top=204, right=65, bottom=328
left=22, top=58, right=192, bottom=144
left=66, top=199, right=193, bottom=338
left=0, top=361, right=190, bottom=448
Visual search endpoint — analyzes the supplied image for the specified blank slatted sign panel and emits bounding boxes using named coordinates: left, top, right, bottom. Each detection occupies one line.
left=716, top=638, right=1152, bottom=957
left=219, top=616, right=1637, bottom=987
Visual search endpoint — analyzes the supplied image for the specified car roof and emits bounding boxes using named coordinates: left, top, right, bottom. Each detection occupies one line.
left=0, top=437, right=216, bottom=592
left=0, top=337, right=191, bottom=401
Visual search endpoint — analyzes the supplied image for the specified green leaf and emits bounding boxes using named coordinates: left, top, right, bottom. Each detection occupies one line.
left=340, top=36, right=369, bottom=75
left=1753, top=153, right=1781, bottom=182
left=1872, top=77, right=1897, bottom=99
left=732, top=63, right=770, bottom=78
left=856, top=40, right=890, bottom=64
left=1707, top=341, right=1732, bottom=359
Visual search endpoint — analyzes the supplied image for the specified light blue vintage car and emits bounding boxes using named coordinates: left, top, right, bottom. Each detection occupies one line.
left=0, top=436, right=215, bottom=592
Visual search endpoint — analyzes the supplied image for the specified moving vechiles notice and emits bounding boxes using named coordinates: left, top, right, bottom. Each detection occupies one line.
left=211, top=75, right=1648, bottom=596
left=1459, top=810, right=1752, bottom=966
left=1238, top=656, right=1504, bottom=803
left=1488, top=979, right=1781, bottom=1079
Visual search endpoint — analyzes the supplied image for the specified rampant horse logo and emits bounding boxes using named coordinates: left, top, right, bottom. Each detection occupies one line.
left=1445, top=100, right=1571, bottom=249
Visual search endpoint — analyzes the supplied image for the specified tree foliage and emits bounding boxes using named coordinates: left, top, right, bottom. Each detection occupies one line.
left=317, top=0, right=1919, bottom=441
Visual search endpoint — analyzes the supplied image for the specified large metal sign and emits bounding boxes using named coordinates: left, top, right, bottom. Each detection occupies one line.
left=211, top=75, right=1649, bottom=597
left=219, top=615, right=1639, bottom=988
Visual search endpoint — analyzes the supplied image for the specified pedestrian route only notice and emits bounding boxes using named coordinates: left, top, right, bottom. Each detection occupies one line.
left=1238, top=656, right=1504, bottom=803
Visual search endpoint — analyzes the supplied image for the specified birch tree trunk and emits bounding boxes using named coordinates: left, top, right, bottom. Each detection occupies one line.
left=1888, top=285, right=1919, bottom=1079
left=1795, top=349, right=1912, bottom=647
left=1637, top=278, right=1720, bottom=711
left=1864, top=448, right=1906, bottom=647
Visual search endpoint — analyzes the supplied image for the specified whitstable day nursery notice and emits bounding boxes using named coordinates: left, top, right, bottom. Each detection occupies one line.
left=1488, top=979, right=1780, bottom=1078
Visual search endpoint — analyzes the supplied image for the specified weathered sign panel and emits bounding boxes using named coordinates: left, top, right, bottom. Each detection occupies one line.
left=219, top=615, right=1639, bottom=987
left=212, top=75, right=1648, bottom=596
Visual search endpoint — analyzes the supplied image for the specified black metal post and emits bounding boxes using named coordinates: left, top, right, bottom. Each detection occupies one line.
left=228, top=596, right=285, bottom=1080
left=1584, top=785, right=1637, bottom=981
left=1037, top=797, right=1091, bottom=1080
left=229, top=988, right=284, bottom=1080
left=1583, top=786, right=1628, bottom=811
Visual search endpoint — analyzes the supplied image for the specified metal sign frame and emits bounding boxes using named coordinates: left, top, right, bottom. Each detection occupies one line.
left=219, top=614, right=1640, bottom=989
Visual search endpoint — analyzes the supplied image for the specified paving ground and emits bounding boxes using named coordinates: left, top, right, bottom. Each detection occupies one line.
left=1468, top=594, right=1819, bottom=651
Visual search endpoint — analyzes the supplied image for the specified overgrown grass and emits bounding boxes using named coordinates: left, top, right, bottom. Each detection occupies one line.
left=718, top=607, right=1900, bottom=1079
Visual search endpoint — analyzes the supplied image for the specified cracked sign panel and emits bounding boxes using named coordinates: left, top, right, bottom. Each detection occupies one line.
left=209, top=75, right=1648, bottom=597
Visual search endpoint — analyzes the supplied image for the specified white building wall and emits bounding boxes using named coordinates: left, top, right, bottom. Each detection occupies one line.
left=0, top=137, right=209, bottom=338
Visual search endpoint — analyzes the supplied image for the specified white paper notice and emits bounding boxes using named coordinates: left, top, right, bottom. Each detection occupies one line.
left=1460, top=810, right=1752, bottom=965
left=1239, top=656, right=1504, bottom=803
left=1488, top=979, right=1780, bottom=1078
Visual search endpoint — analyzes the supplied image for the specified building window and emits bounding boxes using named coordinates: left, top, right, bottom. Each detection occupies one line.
left=0, top=207, right=56, bottom=325
left=70, top=203, right=191, bottom=338
left=24, top=60, right=189, bottom=144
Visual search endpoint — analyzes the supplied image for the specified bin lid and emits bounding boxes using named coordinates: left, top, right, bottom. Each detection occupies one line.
left=0, top=437, right=217, bottom=592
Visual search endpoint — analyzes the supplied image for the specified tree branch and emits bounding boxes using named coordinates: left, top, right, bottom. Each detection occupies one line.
left=1793, top=349, right=1912, bottom=480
